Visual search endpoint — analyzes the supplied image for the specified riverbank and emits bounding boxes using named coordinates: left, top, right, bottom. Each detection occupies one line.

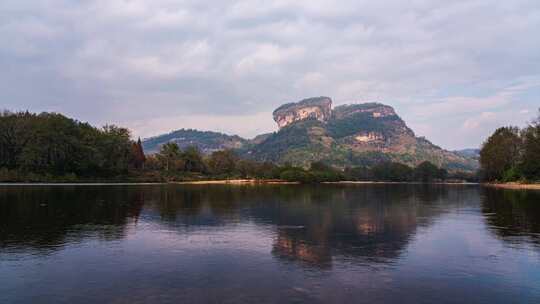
left=172, top=179, right=299, bottom=185
left=0, top=179, right=480, bottom=186
left=324, top=181, right=479, bottom=185
left=484, top=182, right=540, bottom=190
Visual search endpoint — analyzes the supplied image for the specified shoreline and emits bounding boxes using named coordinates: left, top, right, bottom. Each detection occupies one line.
left=172, top=179, right=299, bottom=185
left=483, top=183, right=540, bottom=190
left=1, top=180, right=479, bottom=186
left=323, top=181, right=479, bottom=185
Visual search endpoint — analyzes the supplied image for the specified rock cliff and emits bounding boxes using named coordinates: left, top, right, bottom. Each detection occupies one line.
left=273, top=97, right=332, bottom=128
left=249, top=97, right=478, bottom=171
left=143, top=96, right=478, bottom=171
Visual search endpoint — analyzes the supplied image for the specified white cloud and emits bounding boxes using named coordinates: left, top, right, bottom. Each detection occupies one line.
left=462, top=112, right=498, bottom=130
left=1, top=0, right=540, bottom=149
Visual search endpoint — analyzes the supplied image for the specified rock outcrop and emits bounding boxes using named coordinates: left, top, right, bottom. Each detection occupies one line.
left=144, top=96, right=479, bottom=171
left=249, top=97, right=478, bottom=171
left=273, top=97, right=332, bottom=128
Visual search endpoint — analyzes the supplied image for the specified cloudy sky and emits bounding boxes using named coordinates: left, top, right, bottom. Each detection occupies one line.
left=1, top=0, right=539, bottom=149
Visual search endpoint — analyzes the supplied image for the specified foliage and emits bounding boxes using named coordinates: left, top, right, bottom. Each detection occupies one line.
left=480, top=126, right=521, bottom=181
left=479, top=110, right=540, bottom=182
left=0, top=111, right=137, bottom=178
left=372, top=162, right=414, bottom=181
left=327, top=112, right=397, bottom=139
left=142, top=128, right=246, bottom=154
left=0, top=110, right=479, bottom=184
left=414, top=161, right=447, bottom=182
left=208, top=150, right=237, bottom=175
left=519, top=117, right=540, bottom=180
left=156, top=142, right=182, bottom=172
left=130, top=138, right=146, bottom=169
left=248, top=120, right=314, bottom=162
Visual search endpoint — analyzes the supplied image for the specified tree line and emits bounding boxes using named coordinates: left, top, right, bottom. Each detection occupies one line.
left=479, top=109, right=540, bottom=182
left=0, top=111, right=143, bottom=181
left=148, top=143, right=455, bottom=183
left=1, top=110, right=461, bottom=183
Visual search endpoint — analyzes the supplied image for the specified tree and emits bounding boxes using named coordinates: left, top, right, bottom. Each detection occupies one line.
left=0, top=111, right=135, bottom=178
left=207, top=150, right=237, bottom=175
left=130, top=138, right=146, bottom=169
left=479, top=127, right=521, bottom=181
left=156, top=142, right=181, bottom=172
left=182, top=146, right=205, bottom=172
left=99, top=125, right=133, bottom=175
left=371, top=161, right=413, bottom=181
left=414, top=161, right=441, bottom=182
left=309, top=161, right=343, bottom=182
left=520, top=110, right=540, bottom=180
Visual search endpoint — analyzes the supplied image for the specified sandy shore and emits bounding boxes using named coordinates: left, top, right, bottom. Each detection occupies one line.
left=172, top=179, right=299, bottom=185
left=323, top=181, right=479, bottom=185
left=484, top=183, right=540, bottom=190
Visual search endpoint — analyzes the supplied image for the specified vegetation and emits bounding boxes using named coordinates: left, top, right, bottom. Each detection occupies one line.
left=0, top=111, right=136, bottom=181
left=479, top=109, right=540, bottom=183
left=142, top=128, right=246, bottom=154
left=0, top=110, right=472, bottom=183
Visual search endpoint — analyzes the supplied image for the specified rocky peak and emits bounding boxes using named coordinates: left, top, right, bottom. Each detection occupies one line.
left=332, top=103, right=396, bottom=119
left=273, top=97, right=332, bottom=129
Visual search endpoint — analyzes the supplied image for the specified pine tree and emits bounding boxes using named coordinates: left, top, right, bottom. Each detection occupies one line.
left=130, top=138, right=147, bottom=169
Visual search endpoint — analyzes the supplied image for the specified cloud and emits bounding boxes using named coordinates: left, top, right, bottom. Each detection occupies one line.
left=462, top=112, right=498, bottom=130
left=1, top=0, right=540, bottom=149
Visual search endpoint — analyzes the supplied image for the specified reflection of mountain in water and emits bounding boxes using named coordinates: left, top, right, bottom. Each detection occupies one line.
left=481, top=188, right=540, bottom=248
left=1, top=184, right=479, bottom=268
left=268, top=185, right=457, bottom=268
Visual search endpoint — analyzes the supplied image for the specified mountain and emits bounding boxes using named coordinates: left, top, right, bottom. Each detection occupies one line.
left=143, top=97, right=478, bottom=171
left=244, top=97, right=478, bottom=171
left=453, top=148, right=480, bottom=160
left=142, top=129, right=247, bottom=154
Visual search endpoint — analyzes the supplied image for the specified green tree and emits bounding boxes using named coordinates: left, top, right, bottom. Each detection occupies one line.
left=99, top=125, right=132, bottom=176
left=479, top=127, right=521, bottom=181
left=182, top=146, right=205, bottom=172
left=520, top=110, right=540, bottom=180
left=130, top=138, right=146, bottom=170
left=371, top=162, right=413, bottom=181
left=156, top=142, right=182, bottom=172
left=208, top=150, right=237, bottom=175
left=414, top=161, right=441, bottom=182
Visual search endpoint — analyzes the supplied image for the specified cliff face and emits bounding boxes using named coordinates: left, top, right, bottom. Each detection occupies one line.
left=144, top=96, right=478, bottom=171
left=273, top=97, right=332, bottom=128
left=249, top=97, right=478, bottom=171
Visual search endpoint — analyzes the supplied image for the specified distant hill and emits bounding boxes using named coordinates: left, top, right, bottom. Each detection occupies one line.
left=142, top=129, right=247, bottom=154
left=144, top=97, right=479, bottom=171
left=453, top=148, right=480, bottom=160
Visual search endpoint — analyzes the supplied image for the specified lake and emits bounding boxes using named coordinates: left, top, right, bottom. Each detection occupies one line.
left=1, top=184, right=539, bottom=303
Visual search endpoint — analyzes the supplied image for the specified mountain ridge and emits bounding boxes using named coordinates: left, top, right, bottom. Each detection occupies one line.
left=143, top=97, right=478, bottom=171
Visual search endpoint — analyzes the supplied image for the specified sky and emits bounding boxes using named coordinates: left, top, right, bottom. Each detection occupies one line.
left=1, top=0, right=539, bottom=150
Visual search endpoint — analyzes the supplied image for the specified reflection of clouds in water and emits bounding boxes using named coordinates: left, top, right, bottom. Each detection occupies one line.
left=2, top=185, right=540, bottom=303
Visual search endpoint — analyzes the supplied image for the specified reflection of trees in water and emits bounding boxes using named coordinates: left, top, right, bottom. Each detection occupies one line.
left=0, top=186, right=145, bottom=254
left=150, top=184, right=469, bottom=268
left=1, top=184, right=478, bottom=265
left=481, top=188, right=540, bottom=247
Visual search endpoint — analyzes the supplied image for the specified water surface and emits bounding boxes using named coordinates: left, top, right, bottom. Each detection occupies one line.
left=1, top=184, right=539, bottom=303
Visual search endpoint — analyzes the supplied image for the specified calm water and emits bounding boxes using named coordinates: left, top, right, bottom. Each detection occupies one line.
left=1, top=184, right=539, bottom=304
